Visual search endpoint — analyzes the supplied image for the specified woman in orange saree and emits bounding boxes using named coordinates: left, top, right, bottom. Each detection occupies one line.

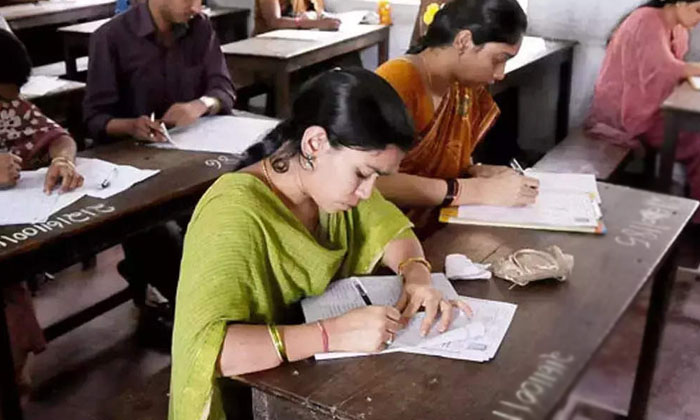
left=376, top=0, right=540, bottom=210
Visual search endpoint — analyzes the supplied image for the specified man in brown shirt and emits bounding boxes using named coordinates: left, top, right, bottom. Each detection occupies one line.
left=84, top=0, right=236, bottom=142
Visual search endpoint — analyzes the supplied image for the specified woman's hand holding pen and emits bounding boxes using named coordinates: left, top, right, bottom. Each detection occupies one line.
left=456, top=173, right=540, bottom=207
left=129, top=115, right=167, bottom=142
left=397, top=262, right=472, bottom=336
left=323, top=306, right=403, bottom=353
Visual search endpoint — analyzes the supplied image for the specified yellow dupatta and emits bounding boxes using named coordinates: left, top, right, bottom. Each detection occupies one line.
left=376, top=57, right=500, bottom=179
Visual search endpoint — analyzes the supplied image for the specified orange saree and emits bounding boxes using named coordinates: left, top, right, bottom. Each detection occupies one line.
left=376, top=57, right=500, bottom=179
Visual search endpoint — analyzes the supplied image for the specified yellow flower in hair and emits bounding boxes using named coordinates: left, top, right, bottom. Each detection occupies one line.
left=423, top=3, right=441, bottom=26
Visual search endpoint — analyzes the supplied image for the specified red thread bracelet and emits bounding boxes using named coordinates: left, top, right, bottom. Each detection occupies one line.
left=317, top=321, right=329, bottom=353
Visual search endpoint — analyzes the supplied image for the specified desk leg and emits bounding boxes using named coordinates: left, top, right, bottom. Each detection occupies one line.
left=658, top=111, right=679, bottom=193
left=628, top=250, right=677, bottom=419
left=378, top=35, right=389, bottom=65
left=0, top=287, right=23, bottom=420
left=63, top=41, right=78, bottom=81
left=274, top=71, right=292, bottom=119
left=555, top=57, right=573, bottom=143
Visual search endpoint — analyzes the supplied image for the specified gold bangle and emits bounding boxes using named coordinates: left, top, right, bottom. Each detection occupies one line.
left=398, top=257, right=432, bottom=277
left=51, top=157, right=75, bottom=169
left=267, top=324, right=288, bottom=363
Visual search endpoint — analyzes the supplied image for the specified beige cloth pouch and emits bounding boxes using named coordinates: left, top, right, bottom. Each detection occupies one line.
left=492, top=245, right=574, bottom=287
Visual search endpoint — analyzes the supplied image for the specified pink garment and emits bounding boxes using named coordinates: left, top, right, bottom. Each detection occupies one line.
left=586, top=7, right=700, bottom=222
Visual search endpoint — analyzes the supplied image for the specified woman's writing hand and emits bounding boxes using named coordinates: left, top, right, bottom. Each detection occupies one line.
left=396, top=262, right=472, bottom=336
left=44, top=159, right=84, bottom=194
left=0, top=153, right=22, bottom=188
left=324, top=306, right=403, bottom=353
left=465, top=173, right=540, bottom=207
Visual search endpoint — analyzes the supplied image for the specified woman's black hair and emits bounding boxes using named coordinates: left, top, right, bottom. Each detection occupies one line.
left=235, top=68, right=416, bottom=173
left=408, top=0, right=527, bottom=54
left=0, top=29, right=32, bottom=87
left=609, top=0, right=700, bottom=44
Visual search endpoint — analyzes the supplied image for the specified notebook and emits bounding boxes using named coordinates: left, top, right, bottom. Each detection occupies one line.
left=439, top=171, right=606, bottom=234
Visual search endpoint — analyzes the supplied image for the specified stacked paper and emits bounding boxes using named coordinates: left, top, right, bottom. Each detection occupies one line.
left=301, top=274, right=516, bottom=362
left=441, top=171, right=605, bottom=234
left=0, top=158, right=159, bottom=226
left=403, top=297, right=517, bottom=362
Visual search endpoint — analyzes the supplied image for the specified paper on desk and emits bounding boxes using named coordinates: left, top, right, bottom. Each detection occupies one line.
left=159, top=116, right=278, bottom=155
left=403, top=296, right=517, bottom=362
left=302, top=273, right=462, bottom=360
left=458, top=190, right=600, bottom=228
left=524, top=170, right=601, bottom=203
left=71, top=158, right=160, bottom=199
left=689, top=76, right=700, bottom=90
left=256, top=29, right=342, bottom=42
left=21, top=75, right=69, bottom=97
left=0, top=172, right=84, bottom=225
left=0, top=158, right=159, bottom=226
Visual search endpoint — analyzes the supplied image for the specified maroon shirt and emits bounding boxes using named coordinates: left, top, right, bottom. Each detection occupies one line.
left=83, top=2, right=236, bottom=141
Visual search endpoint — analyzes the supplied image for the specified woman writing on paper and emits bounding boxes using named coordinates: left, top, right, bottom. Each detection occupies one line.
left=0, top=28, right=83, bottom=402
left=254, top=0, right=341, bottom=35
left=375, top=0, right=540, bottom=212
left=170, top=68, right=470, bottom=420
left=586, top=0, right=700, bottom=224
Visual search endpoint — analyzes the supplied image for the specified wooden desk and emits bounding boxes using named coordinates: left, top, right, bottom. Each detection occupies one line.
left=0, top=0, right=114, bottom=31
left=661, top=82, right=700, bottom=192
left=494, top=36, right=576, bottom=143
left=239, top=184, right=697, bottom=420
left=0, top=141, right=246, bottom=420
left=222, top=25, right=390, bottom=118
left=57, top=7, right=250, bottom=80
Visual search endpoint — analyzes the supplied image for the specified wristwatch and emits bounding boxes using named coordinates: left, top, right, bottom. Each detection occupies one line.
left=198, top=95, right=220, bottom=114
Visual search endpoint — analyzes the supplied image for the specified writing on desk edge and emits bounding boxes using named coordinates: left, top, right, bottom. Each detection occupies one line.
left=492, top=351, right=575, bottom=420
left=0, top=203, right=116, bottom=249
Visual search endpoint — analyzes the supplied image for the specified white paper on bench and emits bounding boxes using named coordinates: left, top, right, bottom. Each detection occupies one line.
left=458, top=190, right=600, bottom=228
left=158, top=116, right=278, bottom=155
left=403, top=297, right=517, bottom=362
left=256, top=29, right=343, bottom=42
left=21, top=76, right=69, bottom=97
left=0, top=158, right=159, bottom=226
left=302, top=274, right=469, bottom=360
left=524, top=170, right=601, bottom=203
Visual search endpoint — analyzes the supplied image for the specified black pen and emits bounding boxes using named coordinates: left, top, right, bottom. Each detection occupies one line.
left=353, top=278, right=372, bottom=306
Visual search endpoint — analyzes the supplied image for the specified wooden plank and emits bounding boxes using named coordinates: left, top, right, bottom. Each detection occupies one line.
left=532, top=128, right=631, bottom=180
left=0, top=142, right=242, bottom=281
left=1, top=0, right=115, bottom=31
left=238, top=184, right=697, bottom=420
left=222, top=25, right=388, bottom=61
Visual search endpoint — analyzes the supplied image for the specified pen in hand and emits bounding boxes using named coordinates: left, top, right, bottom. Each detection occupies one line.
left=353, top=278, right=373, bottom=306
left=509, top=158, right=525, bottom=175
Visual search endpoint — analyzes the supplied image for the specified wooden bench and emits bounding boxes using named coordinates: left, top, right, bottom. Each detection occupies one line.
left=532, top=127, right=632, bottom=180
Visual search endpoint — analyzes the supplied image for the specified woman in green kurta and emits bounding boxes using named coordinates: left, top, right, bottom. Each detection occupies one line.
left=170, top=68, right=471, bottom=420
